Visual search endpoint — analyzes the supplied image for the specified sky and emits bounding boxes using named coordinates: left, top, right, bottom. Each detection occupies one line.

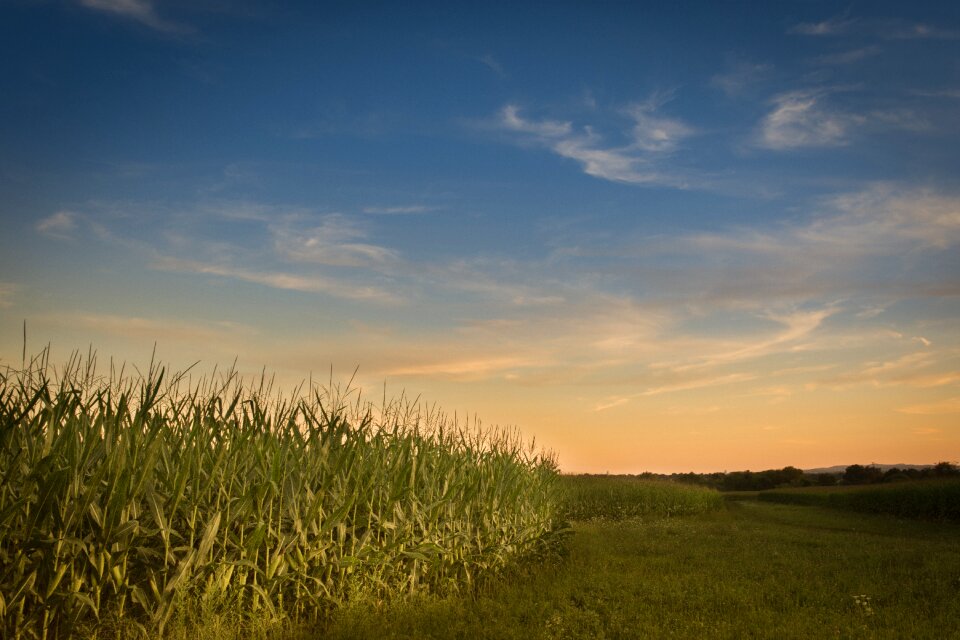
left=1, top=0, right=958, bottom=473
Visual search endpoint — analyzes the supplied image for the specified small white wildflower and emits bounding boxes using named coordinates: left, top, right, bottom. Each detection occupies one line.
left=852, top=594, right=874, bottom=616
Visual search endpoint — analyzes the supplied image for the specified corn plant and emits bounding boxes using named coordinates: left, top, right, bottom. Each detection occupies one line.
left=0, top=349, right=564, bottom=639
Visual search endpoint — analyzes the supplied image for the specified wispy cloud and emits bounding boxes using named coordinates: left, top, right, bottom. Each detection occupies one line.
left=650, top=185, right=960, bottom=310
left=43, top=187, right=960, bottom=406
left=806, top=185, right=960, bottom=251
left=790, top=15, right=960, bottom=40
left=758, top=90, right=863, bottom=149
left=78, top=0, right=191, bottom=34
left=710, top=59, right=773, bottom=97
left=813, top=46, right=882, bottom=65
left=593, top=397, right=630, bottom=412
left=816, top=350, right=960, bottom=390
left=362, top=205, right=434, bottom=215
left=756, top=86, right=932, bottom=151
left=898, top=397, right=960, bottom=415
left=271, top=214, right=400, bottom=268
left=497, top=101, right=695, bottom=186
left=626, top=100, right=694, bottom=152
left=49, top=312, right=257, bottom=345
left=0, top=283, right=17, bottom=309
left=649, top=308, right=836, bottom=375
left=642, top=372, right=757, bottom=397
left=530, top=183, right=960, bottom=401
left=58, top=200, right=410, bottom=303
left=384, top=355, right=535, bottom=380
left=910, top=88, right=960, bottom=99
left=789, top=16, right=857, bottom=36
left=500, top=105, right=571, bottom=138
left=152, top=256, right=402, bottom=303
left=477, top=53, right=506, bottom=78
left=884, top=22, right=960, bottom=40
left=36, top=211, right=79, bottom=239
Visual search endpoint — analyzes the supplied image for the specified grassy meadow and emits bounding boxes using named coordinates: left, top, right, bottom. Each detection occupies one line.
left=2, top=350, right=959, bottom=639
left=318, top=497, right=960, bottom=640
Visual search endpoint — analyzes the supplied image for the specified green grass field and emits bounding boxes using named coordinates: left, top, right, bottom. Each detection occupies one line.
left=317, top=497, right=960, bottom=640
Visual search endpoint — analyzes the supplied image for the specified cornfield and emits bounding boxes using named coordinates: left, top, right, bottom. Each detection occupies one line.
left=560, top=475, right=723, bottom=521
left=0, top=349, right=563, bottom=639
left=758, top=479, right=960, bottom=521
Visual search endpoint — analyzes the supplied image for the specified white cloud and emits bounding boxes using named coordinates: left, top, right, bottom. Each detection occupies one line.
left=789, top=16, right=856, bottom=36
left=594, top=397, right=630, bottom=412
left=497, top=102, right=694, bottom=186
left=758, top=90, right=863, bottom=149
left=885, top=23, right=960, bottom=40
left=0, top=283, right=17, bottom=308
left=152, top=256, right=401, bottom=303
left=790, top=16, right=960, bottom=40
left=51, top=312, right=257, bottom=345
left=625, top=102, right=694, bottom=152
left=642, top=373, right=757, bottom=397
left=807, top=185, right=960, bottom=251
left=815, top=348, right=960, bottom=391
left=36, top=211, right=79, bottom=239
left=898, top=397, right=960, bottom=415
left=652, top=308, right=837, bottom=375
left=813, top=46, right=881, bottom=65
left=651, top=185, right=960, bottom=312
left=910, top=89, right=960, bottom=100
left=531, top=184, right=959, bottom=397
left=362, top=205, right=433, bottom=215
left=551, top=134, right=664, bottom=184
left=710, top=60, right=773, bottom=97
left=384, top=355, right=534, bottom=380
left=272, top=214, right=400, bottom=268
left=477, top=54, right=506, bottom=78
left=78, top=0, right=189, bottom=34
left=500, top=105, right=572, bottom=138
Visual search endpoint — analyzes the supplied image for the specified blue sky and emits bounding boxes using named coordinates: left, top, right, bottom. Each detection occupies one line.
left=1, top=1, right=958, bottom=472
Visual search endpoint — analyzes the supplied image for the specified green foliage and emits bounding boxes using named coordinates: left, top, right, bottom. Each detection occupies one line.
left=670, top=466, right=844, bottom=491
left=558, top=475, right=723, bottom=521
left=0, top=349, right=564, bottom=639
left=758, top=479, right=960, bottom=521
left=843, top=464, right=885, bottom=485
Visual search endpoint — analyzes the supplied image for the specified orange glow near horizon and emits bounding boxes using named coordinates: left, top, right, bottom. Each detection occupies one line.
left=2, top=314, right=955, bottom=474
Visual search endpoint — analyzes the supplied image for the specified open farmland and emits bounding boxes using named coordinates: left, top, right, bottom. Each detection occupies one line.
left=2, top=352, right=959, bottom=639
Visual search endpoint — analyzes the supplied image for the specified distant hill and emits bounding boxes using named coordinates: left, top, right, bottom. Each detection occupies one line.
left=804, top=463, right=936, bottom=474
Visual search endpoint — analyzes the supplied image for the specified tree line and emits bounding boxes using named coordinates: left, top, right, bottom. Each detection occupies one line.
left=626, top=461, right=960, bottom=492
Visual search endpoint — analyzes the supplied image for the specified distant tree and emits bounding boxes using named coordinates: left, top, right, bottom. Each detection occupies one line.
left=776, top=466, right=807, bottom=487
left=933, top=461, right=960, bottom=477
left=721, top=470, right=756, bottom=491
left=882, top=468, right=909, bottom=483
left=810, top=472, right=839, bottom=486
left=843, top=464, right=884, bottom=485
